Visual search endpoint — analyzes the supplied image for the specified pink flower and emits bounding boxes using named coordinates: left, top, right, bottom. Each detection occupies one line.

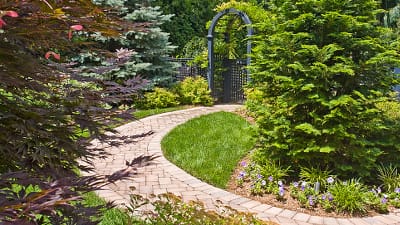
left=5, top=11, right=19, bottom=18
left=45, top=51, right=61, bottom=60
left=70, top=24, right=83, bottom=31
left=68, top=24, right=83, bottom=40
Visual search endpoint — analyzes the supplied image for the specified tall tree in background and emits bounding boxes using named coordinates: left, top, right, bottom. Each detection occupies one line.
left=123, top=0, right=177, bottom=87
left=153, top=0, right=224, bottom=56
left=382, top=0, right=400, bottom=29
left=82, top=0, right=177, bottom=88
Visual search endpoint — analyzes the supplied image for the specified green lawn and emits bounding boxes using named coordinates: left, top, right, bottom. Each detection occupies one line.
left=133, top=106, right=189, bottom=119
left=161, top=111, right=255, bottom=188
left=83, top=192, right=133, bottom=225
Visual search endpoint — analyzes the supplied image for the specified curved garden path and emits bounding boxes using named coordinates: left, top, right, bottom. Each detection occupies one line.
left=87, top=105, right=400, bottom=225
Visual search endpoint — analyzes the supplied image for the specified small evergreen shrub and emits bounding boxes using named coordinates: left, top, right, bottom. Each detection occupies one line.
left=248, top=0, right=400, bottom=179
left=176, top=76, right=213, bottom=106
left=143, top=87, right=179, bottom=109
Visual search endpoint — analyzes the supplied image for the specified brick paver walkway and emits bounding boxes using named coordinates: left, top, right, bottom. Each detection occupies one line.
left=87, top=105, right=400, bottom=225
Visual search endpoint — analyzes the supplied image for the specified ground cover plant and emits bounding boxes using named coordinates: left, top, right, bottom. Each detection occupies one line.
left=231, top=160, right=400, bottom=216
left=83, top=190, right=275, bottom=225
left=161, top=111, right=255, bottom=188
left=127, top=193, right=275, bottom=225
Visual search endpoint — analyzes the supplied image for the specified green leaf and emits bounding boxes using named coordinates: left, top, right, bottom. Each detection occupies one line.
left=301, top=83, right=315, bottom=91
left=320, top=146, right=335, bottom=153
left=294, top=123, right=321, bottom=136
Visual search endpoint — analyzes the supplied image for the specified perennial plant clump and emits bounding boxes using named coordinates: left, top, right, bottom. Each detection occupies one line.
left=235, top=161, right=400, bottom=215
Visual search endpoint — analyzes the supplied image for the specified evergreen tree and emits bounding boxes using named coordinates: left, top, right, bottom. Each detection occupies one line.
left=122, top=0, right=177, bottom=88
left=248, top=0, right=400, bottom=179
left=153, top=0, right=223, bottom=56
left=87, top=0, right=177, bottom=88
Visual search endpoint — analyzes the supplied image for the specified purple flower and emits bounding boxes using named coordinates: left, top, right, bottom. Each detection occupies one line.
left=308, top=196, right=314, bottom=206
left=327, top=177, right=334, bottom=184
left=293, top=181, right=299, bottom=188
left=327, top=193, right=333, bottom=201
left=268, top=176, right=273, bottom=182
left=240, top=161, right=247, bottom=167
left=278, top=180, right=283, bottom=187
left=279, top=186, right=284, bottom=197
left=238, top=171, right=246, bottom=178
left=257, top=174, right=263, bottom=179
left=301, top=181, right=307, bottom=191
left=395, top=187, right=400, bottom=193
left=261, top=180, right=266, bottom=186
left=381, top=197, right=388, bottom=204
left=321, top=194, right=326, bottom=201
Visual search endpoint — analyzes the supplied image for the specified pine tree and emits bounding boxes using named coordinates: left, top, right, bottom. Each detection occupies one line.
left=248, top=0, right=400, bottom=179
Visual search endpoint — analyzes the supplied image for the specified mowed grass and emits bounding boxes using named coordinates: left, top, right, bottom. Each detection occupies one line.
left=161, top=111, right=255, bottom=188
left=133, top=105, right=189, bottom=119
left=83, top=192, right=133, bottom=225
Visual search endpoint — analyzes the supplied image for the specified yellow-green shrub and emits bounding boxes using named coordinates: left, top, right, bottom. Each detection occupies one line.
left=177, top=76, right=213, bottom=106
left=143, top=88, right=179, bottom=109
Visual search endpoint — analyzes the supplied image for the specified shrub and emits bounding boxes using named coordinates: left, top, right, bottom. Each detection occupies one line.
left=248, top=0, right=400, bottom=179
left=176, top=76, right=213, bottom=106
left=143, top=87, right=179, bottom=109
left=238, top=153, right=290, bottom=197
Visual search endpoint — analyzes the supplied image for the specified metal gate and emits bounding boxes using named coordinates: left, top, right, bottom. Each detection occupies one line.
left=212, top=56, right=247, bottom=103
left=170, top=57, right=247, bottom=103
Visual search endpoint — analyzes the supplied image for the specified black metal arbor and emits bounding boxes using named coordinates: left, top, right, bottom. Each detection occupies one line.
left=207, top=8, right=253, bottom=103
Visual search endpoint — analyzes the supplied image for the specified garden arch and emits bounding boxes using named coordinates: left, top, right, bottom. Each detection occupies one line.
left=207, top=8, right=253, bottom=103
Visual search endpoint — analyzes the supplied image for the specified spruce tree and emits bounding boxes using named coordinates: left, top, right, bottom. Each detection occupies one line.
left=89, top=0, right=177, bottom=88
left=122, top=0, right=177, bottom=88
left=248, top=0, right=400, bottom=179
